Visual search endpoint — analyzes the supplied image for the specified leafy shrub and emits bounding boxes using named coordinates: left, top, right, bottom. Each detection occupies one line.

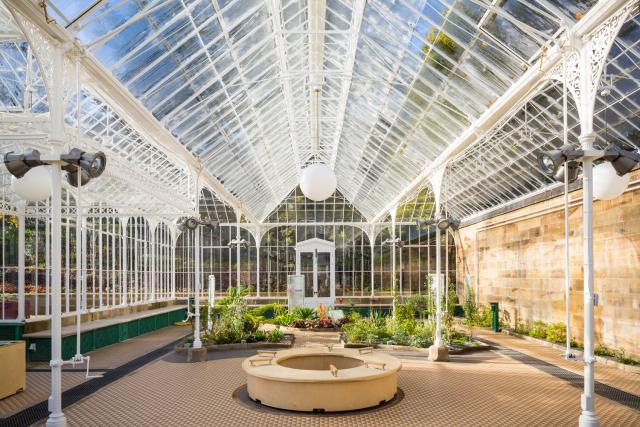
left=206, top=287, right=260, bottom=344
left=409, top=322, right=433, bottom=348
left=528, top=321, right=547, bottom=340
left=252, top=303, right=286, bottom=319
left=274, top=313, right=295, bottom=326
left=479, top=306, right=493, bottom=327
left=594, top=344, right=616, bottom=357
left=513, top=322, right=531, bottom=335
left=406, top=295, right=429, bottom=321
left=269, top=329, right=284, bottom=343
left=292, top=306, right=315, bottom=320
left=545, top=322, right=566, bottom=344
left=253, top=330, right=266, bottom=342
left=385, top=318, right=412, bottom=345
left=395, top=303, right=416, bottom=323
left=341, top=316, right=388, bottom=345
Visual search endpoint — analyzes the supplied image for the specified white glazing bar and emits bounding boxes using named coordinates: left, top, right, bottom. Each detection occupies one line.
left=111, top=217, right=116, bottom=306
left=45, top=205, right=50, bottom=316
left=122, top=218, right=128, bottom=305
left=98, top=216, right=103, bottom=308
left=35, top=212, right=39, bottom=317
left=134, top=217, right=139, bottom=304
left=64, top=193, right=70, bottom=313
left=17, top=201, right=25, bottom=320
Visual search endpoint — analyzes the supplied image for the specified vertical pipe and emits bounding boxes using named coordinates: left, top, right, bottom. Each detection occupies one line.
left=17, top=202, right=25, bottom=320
left=236, top=220, right=241, bottom=289
left=256, top=243, right=260, bottom=298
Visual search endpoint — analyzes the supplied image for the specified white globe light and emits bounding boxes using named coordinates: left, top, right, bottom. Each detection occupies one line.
left=592, top=161, right=629, bottom=200
left=10, top=167, right=52, bottom=202
left=299, top=164, right=337, bottom=201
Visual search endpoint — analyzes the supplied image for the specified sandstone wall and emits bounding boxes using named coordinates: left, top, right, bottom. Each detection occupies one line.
left=455, top=172, right=640, bottom=356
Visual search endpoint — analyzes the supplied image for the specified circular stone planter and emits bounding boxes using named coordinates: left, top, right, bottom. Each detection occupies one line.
left=242, top=347, right=401, bottom=412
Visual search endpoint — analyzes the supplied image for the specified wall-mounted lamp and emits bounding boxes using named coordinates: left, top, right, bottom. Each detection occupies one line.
left=228, top=238, right=248, bottom=248
left=177, top=217, right=218, bottom=231
left=382, top=237, right=403, bottom=248
left=416, top=216, right=460, bottom=231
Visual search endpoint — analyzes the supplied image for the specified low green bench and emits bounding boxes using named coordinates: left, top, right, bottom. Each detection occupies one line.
left=22, top=306, right=187, bottom=362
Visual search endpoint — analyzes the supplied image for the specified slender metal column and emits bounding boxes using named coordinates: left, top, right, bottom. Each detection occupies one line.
left=256, top=242, right=260, bottom=297
left=193, top=182, right=202, bottom=349
left=121, top=218, right=128, bottom=305
left=64, top=194, right=70, bottom=313
left=236, top=219, right=241, bottom=288
left=151, top=230, right=156, bottom=301
left=47, top=162, right=66, bottom=427
left=171, top=241, right=176, bottom=299
left=98, top=217, right=103, bottom=308
left=17, top=201, right=25, bottom=320
left=434, top=226, right=443, bottom=347
left=74, top=178, right=82, bottom=358
left=81, top=216, right=87, bottom=311
left=45, top=209, right=50, bottom=316
left=579, top=134, right=598, bottom=426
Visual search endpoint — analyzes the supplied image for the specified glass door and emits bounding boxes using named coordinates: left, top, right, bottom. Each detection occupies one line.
left=316, top=252, right=331, bottom=298
left=295, top=239, right=335, bottom=307
left=300, top=252, right=315, bottom=298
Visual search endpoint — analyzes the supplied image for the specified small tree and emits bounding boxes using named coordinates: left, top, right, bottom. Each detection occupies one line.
left=463, top=287, right=480, bottom=338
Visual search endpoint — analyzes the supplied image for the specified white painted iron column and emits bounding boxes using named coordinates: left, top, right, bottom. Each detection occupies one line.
left=17, top=201, right=25, bottom=321
left=46, top=161, right=66, bottom=427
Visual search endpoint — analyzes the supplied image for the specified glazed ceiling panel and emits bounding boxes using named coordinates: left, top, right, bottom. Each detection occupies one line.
left=35, top=0, right=596, bottom=221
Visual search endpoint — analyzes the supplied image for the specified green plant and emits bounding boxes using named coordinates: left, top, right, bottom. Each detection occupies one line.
left=406, top=295, right=429, bottom=321
left=409, top=322, right=434, bottom=348
left=545, top=322, right=566, bottom=344
left=528, top=321, right=547, bottom=340
left=274, top=313, right=295, bottom=326
left=292, top=306, right=314, bottom=320
left=253, top=330, right=266, bottom=342
left=594, top=344, right=616, bottom=357
left=513, top=322, right=531, bottom=335
left=269, top=329, right=284, bottom=343
left=251, top=303, right=286, bottom=319
left=462, top=288, right=480, bottom=337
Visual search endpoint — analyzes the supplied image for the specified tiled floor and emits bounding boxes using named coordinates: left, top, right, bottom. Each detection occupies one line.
left=52, top=329, right=640, bottom=427
left=0, top=325, right=191, bottom=420
left=3, top=325, right=639, bottom=426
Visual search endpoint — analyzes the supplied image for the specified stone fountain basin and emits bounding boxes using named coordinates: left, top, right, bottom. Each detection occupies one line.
left=242, top=347, right=402, bottom=412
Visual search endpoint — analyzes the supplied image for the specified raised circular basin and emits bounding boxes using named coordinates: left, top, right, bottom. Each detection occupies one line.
left=242, top=347, right=401, bottom=412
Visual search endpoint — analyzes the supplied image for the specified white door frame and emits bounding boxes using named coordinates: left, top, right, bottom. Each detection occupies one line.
left=295, top=238, right=335, bottom=308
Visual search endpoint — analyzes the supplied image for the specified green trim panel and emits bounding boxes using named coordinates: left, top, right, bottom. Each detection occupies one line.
left=27, top=308, right=186, bottom=362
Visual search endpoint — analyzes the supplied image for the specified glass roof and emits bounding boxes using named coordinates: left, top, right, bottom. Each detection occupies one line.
left=35, top=0, right=585, bottom=221
left=3, top=0, right=638, bottom=225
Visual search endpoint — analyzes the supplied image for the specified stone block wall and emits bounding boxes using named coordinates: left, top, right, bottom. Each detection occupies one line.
left=455, top=172, right=640, bottom=356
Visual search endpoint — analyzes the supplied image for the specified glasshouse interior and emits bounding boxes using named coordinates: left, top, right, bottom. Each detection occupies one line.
left=0, top=0, right=639, bottom=426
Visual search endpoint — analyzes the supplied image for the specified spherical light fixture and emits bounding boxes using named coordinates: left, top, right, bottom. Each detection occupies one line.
left=593, top=161, right=630, bottom=200
left=10, top=166, right=52, bottom=202
left=299, top=164, right=337, bottom=201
